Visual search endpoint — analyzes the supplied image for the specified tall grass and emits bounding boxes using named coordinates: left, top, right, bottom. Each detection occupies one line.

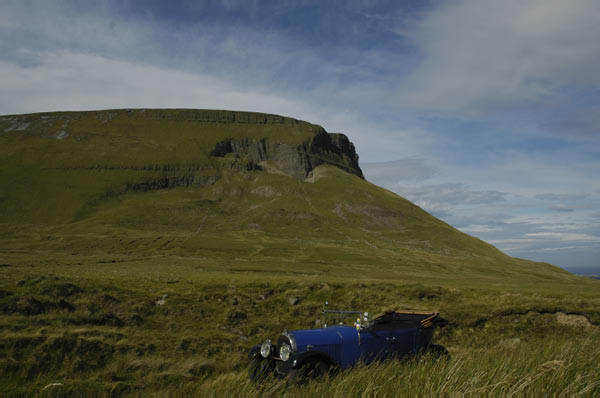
left=173, top=331, right=599, bottom=397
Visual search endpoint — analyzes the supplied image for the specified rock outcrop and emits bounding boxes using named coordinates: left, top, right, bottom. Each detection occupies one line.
left=210, top=127, right=363, bottom=180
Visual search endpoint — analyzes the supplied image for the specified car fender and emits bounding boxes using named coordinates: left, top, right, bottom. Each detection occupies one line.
left=248, top=344, right=262, bottom=360
left=291, top=350, right=338, bottom=369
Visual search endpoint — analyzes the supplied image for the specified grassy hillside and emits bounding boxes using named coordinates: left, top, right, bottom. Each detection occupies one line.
left=0, top=109, right=598, bottom=395
left=0, top=108, right=570, bottom=284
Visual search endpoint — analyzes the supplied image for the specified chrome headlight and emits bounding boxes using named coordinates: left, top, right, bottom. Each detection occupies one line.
left=279, top=342, right=291, bottom=361
left=260, top=339, right=272, bottom=358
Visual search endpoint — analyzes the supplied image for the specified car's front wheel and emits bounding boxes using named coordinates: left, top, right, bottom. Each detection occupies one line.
left=289, top=358, right=330, bottom=384
left=249, top=357, right=273, bottom=382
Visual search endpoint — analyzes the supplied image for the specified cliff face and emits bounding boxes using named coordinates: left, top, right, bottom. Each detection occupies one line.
left=210, top=127, right=363, bottom=180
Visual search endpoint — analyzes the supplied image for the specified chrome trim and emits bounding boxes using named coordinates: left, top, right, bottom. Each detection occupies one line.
left=260, top=339, right=272, bottom=358
left=279, top=342, right=291, bottom=361
left=281, top=331, right=297, bottom=352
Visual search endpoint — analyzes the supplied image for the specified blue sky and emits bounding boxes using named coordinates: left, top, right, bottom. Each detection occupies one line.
left=1, top=0, right=600, bottom=274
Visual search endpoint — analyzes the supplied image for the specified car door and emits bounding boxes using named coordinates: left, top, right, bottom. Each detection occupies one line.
left=386, top=327, right=418, bottom=358
left=358, top=329, right=394, bottom=364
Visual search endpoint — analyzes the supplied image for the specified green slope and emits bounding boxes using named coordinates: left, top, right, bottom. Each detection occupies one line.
left=0, top=108, right=571, bottom=286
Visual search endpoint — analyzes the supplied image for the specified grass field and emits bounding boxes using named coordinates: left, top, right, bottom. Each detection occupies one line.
left=1, top=255, right=598, bottom=395
left=1, top=109, right=599, bottom=395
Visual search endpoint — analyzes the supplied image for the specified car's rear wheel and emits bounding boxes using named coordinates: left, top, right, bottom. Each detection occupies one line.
left=289, top=358, right=330, bottom=384
left=420, top=344, right=450, bottom=362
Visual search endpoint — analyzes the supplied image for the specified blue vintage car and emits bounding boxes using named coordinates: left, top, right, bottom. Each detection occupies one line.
left=248, top=306, right=448, bottom=381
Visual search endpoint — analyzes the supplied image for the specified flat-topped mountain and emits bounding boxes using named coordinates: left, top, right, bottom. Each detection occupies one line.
left=0, top=109, right=572, bottom=284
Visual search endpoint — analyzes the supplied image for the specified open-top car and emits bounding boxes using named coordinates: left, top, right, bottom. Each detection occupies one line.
left=248, top=303, right=448, bottom=382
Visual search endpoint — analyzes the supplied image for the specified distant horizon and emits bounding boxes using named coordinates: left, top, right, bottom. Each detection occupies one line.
left=562, top=266, right=600, bottom=276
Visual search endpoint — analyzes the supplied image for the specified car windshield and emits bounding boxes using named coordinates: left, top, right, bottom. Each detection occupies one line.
left=321, top=305, right=368, bottom=327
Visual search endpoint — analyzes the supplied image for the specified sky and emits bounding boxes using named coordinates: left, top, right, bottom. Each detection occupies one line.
left=1, top=0, right=600, bottom=274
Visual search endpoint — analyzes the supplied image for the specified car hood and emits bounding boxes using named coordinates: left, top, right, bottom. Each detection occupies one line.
left=289, top=325, right=358, bottom=352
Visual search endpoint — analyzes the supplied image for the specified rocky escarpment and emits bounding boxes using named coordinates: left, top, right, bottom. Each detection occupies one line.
left=1, top=109, right=363, bottom=184
left=0, top=109, right=364, bottom=215
left=210, top=127, right=363, bottom=180
left=117, top=126, right=364, bottom=193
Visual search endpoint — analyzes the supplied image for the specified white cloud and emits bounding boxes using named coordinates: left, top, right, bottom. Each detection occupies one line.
left=0, top=52, right=302, bottom=116
left=460, top=225, right=500, bottom=234
left=398, top=0, right=600, bottom=117
left=525, top=232, right=600, bottom=242
left=538, top=245, right=598, bottom=253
